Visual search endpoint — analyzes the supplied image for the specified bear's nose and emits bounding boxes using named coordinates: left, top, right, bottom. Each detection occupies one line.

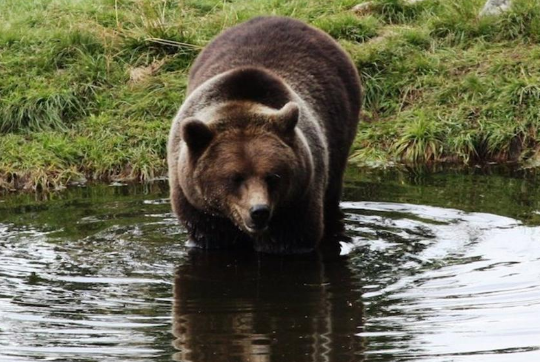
left=250, top=204, right=270, bottom=228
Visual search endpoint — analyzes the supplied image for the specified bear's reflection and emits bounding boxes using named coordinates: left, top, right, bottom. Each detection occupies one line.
left=172, top=245, right=365, bottom=362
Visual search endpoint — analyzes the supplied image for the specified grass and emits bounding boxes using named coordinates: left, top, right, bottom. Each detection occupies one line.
left=0, top=0, right=539, bottom=191
left=348, top=0, right=540, bottom=166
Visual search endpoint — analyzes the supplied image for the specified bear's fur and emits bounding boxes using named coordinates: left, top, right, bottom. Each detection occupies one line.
left=167, top=16, right=361, bottom=253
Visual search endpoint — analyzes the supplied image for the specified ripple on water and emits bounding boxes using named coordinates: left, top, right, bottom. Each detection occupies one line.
left=344, top=202, right=540, bottom=361
left=0, top=200, right=182, bottom=362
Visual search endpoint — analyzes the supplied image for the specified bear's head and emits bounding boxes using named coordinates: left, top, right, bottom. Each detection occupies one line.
left=176, top=101, right=311, bottom=235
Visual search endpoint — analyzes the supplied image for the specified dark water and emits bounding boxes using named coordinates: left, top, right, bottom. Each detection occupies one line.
left=1, top=168, right=540, bottom=361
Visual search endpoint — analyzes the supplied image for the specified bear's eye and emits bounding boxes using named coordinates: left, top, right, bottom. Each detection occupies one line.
left=265, top=173, right=281, bottom=188
left=230, top=173, right=245, bottom=187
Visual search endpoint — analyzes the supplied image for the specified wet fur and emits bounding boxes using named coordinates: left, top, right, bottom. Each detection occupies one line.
left=168, top=16, right=361, bottom=253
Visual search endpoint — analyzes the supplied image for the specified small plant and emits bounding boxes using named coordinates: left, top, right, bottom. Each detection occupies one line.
left=392, top=113, right=444, bottom=162
left=373, top=0, right=439, bottom=24
left=315, top=14, right=380, bottom=42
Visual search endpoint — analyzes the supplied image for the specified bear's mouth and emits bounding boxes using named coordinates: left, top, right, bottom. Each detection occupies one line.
left=245, top=224, right=268, bottom=234
left=231, top=206, right=269, bottom=235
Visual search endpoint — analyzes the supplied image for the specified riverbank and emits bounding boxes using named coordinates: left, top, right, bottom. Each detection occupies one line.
left=1, top=0, right=539, bottom=191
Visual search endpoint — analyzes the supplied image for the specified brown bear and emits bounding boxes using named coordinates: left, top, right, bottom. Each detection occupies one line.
left=167, top=16, right=361, bottom=253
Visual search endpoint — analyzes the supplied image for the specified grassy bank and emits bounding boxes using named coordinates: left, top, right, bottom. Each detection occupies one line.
left=1, top=0, right=539, bottom=191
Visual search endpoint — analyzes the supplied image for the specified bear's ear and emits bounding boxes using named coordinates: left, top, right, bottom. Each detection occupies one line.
left=273, top=102, right=299, bottom=134
left=181, top=118, right=214, bottom=153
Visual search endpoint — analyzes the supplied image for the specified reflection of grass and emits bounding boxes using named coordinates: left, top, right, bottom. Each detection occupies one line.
left=0, top=180, right=172, bottom=241
left=1, top=0, right=539, bottom=190
left=343, top=166, right=540, bottom=225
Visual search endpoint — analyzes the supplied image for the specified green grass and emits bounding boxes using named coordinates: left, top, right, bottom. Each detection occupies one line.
left=349, top=0, right=540, bottom=166
left=0, top=0, right=539, bottom=191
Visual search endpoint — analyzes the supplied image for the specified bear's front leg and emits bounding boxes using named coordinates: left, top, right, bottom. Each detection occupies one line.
left=173, top=188, right=251, bottom=249
left=184, top=211, right=252, bottom=250
left=255, top=197, right=324, bottom=254
left=187, top=206, right=259, bottom=250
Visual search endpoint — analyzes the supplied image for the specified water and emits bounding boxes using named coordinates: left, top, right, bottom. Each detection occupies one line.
left=1, top=168, right=540, bottom=361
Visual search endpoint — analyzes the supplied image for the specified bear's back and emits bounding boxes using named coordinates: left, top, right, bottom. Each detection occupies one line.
left=188, top=16, right=361, bottom=136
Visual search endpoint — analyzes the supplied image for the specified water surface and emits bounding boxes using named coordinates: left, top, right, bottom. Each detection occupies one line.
left=1, top=168, right=539, bottom=361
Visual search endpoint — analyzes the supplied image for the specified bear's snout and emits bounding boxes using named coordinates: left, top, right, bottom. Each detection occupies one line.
left=249, top=204, right=271, bottom=230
